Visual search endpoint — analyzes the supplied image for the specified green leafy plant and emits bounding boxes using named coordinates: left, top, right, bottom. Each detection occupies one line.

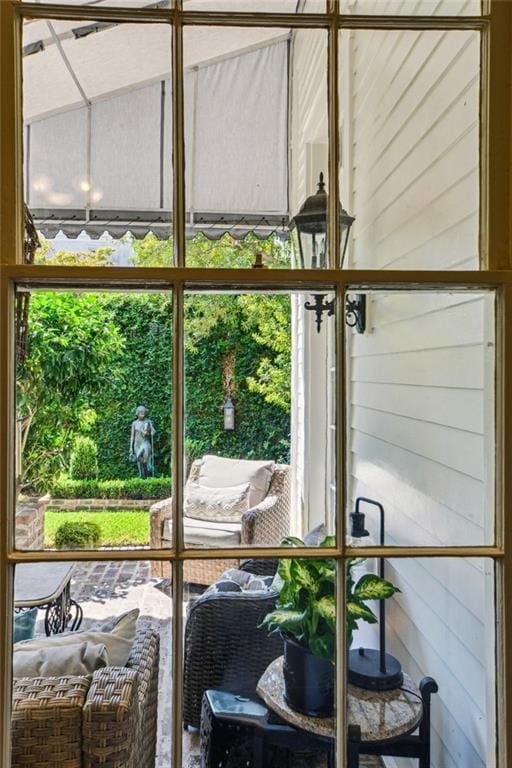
left=69, top=436, right=99, bottom=480
left=54, top=520, right=101, bottom=549
left=262, top=536, right=401, bottom=663
left=49, top=475, right=172, bottom=500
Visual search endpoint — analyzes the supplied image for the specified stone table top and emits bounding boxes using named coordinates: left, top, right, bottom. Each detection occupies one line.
left=15, top=562, right=75, bottom=607
left=257, top=656, right=423, bottom=744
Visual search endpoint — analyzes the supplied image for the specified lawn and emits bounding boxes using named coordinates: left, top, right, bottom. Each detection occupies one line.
left=44, top=509, right=149, bottom=548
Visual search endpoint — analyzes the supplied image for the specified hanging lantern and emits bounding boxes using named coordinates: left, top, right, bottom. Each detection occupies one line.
left=223, top=395, right=235, bottom=431
left=290, top=172, right=355, bottom=268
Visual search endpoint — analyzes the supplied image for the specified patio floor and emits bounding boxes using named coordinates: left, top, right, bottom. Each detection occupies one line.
left=31, top=560, right=382, bottom=768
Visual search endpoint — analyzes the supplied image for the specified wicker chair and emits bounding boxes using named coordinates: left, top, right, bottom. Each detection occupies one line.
left=182, top=560, right=282, bottom=729
left=150, top=460, right=290, bottom=585
left=11, top=628, right=159, bottom=768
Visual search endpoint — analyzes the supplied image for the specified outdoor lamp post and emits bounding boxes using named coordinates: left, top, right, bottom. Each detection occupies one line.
left=290, top=172, right=354, bottom=269
left=348, top=496, right=404, bottom=691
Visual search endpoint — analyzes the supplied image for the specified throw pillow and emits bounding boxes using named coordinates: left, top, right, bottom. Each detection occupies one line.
left=13, top=641, right=109, bottom=678
left=13, top=607, right=37, bottom=643
left=202, top=568, right=275, bottom=598
left=198, top=455, right=274, bottom=507
left=14, top=608, right=139, bottom=667
left=184, top=482, right=251, bottom=522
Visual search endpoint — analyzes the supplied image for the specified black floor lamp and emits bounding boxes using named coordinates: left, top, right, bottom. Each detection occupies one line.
left=348, top=496, right=403, bottom=690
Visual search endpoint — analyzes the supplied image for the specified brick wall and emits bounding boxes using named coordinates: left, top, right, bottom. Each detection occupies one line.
left=15, top=495, right=48, bottom=550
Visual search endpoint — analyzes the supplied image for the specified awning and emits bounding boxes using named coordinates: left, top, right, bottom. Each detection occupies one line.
left=23, top=8, right=292, bottom=240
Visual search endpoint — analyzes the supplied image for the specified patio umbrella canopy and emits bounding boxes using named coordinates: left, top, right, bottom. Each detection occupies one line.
left=23, top=2, right=295, bottom=240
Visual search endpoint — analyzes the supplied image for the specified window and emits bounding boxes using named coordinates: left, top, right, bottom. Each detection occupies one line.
left=1, top=1, right=511, bottom=767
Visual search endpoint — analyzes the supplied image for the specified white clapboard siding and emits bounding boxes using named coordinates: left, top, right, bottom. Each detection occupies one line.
left=352, top=345, right=485, bottom=388
left=289, top=29, right=330, bottom=531
left=289, top=29, right=328, bottom=217
left=351, top=432, right=486, bottom=526
left=351, top=471, right=487, bottom=544
left=346, top=24, right=479, bottom=271
left=346, top=20, right=491, bottom=762
left=352, top=405, right=484, bottom=478
left=350, top=382, right=484, bottom=433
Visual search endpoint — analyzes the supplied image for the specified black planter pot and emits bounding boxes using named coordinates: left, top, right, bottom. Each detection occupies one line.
left=282, top=635, right=335, bottom=717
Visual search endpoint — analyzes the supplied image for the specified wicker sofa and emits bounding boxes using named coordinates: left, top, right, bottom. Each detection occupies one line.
left=150, top=458, right=290, bottom=584
left=11, top=628, right=159, bottom=768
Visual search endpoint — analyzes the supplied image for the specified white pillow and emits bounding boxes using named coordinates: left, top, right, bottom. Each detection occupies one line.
left=184, top=481, right=251, bottom=522
left=15, top=608, right=139, bottom=667
left=13, top=641, right=109, bottom=678
left=198, top=455, right=274, bottom=507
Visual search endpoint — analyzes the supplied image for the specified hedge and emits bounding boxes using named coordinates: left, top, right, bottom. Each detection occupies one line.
left=55, top=520, right=101, bottom=549
left=49, top=476, right=172, bottom=500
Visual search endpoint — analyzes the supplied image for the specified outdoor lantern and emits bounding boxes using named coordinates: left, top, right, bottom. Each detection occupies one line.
left=348, top=497, right=404, bottom=691
left=223, top=395, right=235, bottom=431
left=290, top=172, right=355, bottom=269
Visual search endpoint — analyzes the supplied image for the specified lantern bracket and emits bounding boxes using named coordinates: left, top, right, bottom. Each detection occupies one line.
left=304, top=294, right=335, bottom=333
left=345, top=293, right=366, bottom=334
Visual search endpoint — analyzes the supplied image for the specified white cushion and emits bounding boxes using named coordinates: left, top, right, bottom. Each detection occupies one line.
left=198, top=455, right=274, bottom=507
left=164, top=517, right=241, bottom=548
left=184, top=481, right=250, bottom=522
left=15, top=608, right=139, bottom=667
left=13, top=641, right=109, bottom=679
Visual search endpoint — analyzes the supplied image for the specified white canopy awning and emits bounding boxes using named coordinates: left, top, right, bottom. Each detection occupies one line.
left=23, top=6, right=294, bottom=239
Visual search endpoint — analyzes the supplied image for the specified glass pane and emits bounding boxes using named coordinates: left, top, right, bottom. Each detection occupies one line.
left=22, top=1, right=174, bottom=11
left=339, top=29, right=480, bottom=270
left=346, top=557, right=495, bottom=767
left=183, top=288, right=336, bottom=548
left=11, top=559, right=172, bottom=765
left=184, top=27, right=328, bottom=268
left=345, top=289, right=495, bottom=546
left=14, top=289, right=172, bottom=551
left=23, top=19, right=173, bottom=267
left=184, top=0, right=325, bottom=12
left=182, top=557, right=338, bottom=765
left=340, top=0, right=481, bottom=14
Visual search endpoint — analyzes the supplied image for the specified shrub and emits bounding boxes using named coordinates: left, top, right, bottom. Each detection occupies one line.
left=70, top=436, right=99, bottom=480
left=55, top=520, right=101, bottom=549
left=49, top=475, right=172, bottom=500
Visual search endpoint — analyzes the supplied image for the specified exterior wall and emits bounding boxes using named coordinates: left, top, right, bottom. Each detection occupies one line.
left=291, top=9, right=495, bottom=767
left=342, top=24, right=480, bottom=271
left=344, top=12, right=494, bottom=768
left=289, top=27, right=334, bottom=534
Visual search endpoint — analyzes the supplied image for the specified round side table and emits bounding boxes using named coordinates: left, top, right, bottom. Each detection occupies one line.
left=256, top=656, right=424, bottom=765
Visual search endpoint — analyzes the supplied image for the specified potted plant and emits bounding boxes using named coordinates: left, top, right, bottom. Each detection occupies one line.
left=261, top=535, right=400, bottom=717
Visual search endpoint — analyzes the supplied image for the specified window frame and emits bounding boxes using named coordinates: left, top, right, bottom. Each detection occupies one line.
left=1, top=1, right=512, bottom=766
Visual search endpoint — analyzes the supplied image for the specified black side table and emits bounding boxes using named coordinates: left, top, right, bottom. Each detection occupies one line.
left=200, top=690, right=334, bottom=768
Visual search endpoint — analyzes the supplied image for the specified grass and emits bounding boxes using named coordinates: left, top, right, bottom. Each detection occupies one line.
left=44, top=509, right=149, bottom=548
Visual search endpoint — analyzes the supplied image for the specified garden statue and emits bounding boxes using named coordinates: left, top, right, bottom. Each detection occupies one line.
left=129, top=405, right=156, bottom=478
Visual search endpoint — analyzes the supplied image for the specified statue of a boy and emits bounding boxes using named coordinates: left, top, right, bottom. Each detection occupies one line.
left=130, top=405, right=156, bottom=479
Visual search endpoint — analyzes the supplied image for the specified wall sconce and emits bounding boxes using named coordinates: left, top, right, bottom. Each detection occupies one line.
left=345, top=293, right=366, bottom=334
left=290, top=172, right=355, bottom=269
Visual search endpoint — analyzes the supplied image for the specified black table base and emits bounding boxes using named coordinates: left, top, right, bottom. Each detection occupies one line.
left=43, top=582, right=83, bottom=635
left=200, top=678, right=438, bottom=768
